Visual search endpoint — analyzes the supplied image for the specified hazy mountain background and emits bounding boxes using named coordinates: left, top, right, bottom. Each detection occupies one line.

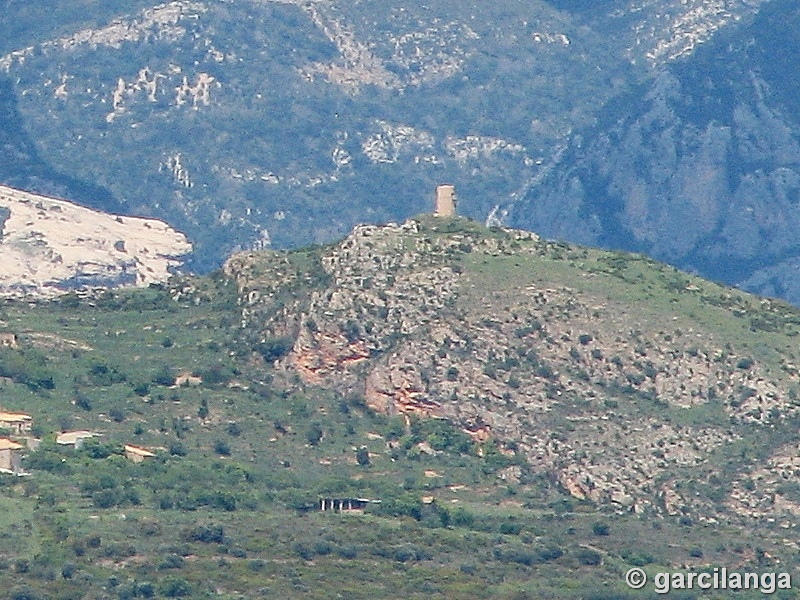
left=1, top=0, right=799, bottom=301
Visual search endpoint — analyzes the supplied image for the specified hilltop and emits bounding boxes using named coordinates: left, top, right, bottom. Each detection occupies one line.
left=1, top=217, right=800, bottom=598
left=226, top=215, right=800, bottom=522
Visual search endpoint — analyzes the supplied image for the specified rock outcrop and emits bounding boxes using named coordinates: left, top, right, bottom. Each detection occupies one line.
left=0, top=184, right=191, bottom=296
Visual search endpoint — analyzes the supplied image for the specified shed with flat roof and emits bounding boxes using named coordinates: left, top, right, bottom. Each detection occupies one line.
left=0, top=412, right=32, bottom=435
left=0, top=438, right=23, bottom=473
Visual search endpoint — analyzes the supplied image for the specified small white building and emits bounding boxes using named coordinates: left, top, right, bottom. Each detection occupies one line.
left=0, top=412, right=32, bottom=435
left=0, top=438, right=23, bottom=473
left=124, top=444, right=156, bottom=463
left=174, top=372, right=202, bottom=387
left=0, top=333, right=18, bottom=349
left=56, top=431, right=99, bottom=449
left=319, top=497, right=381, bottom=513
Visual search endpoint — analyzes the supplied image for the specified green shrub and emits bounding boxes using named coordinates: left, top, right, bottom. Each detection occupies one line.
left=313, top=541, right=333, bottom=556
left=159, top=577, right=191, bottom=597
left=336, top=545, right=358, bottom=559
left=196, top=364, right=235, bottom=385
left=13, top=559, right=29, bottom=574
left=26, top=445, right=71, bottom=474
left=493, top=544, right=563, bottom=566
left=93, top=489, right=120, bottom=508
left=185, top=525, right=225, bottom=544
left=382, top=416, right=406, bottom=440
left=82, top=439, right=121, bottom=459
left=341, top=320, right=361, bottom=342
left=592, top=522, right=610, bottom=536
left=248, top=559, right=266, bottom=571
left=135, top=582, right=155, bottom=598
left=356, top=446, right=370, bottom=466
left=621, top=550, right=654, bottom=566
left=0, top=347, right=55, bottom=390
left=158, top=554, right=185, bottom=570
left=88, top=360, right=127, bottom=386
left=500, top=521, right=522, bottom=535
left=459, top=563, right=477, bottom=575
left=451, top=507, right=475, bottom=528
left=575, top=548, right=602, bottom=566
left=9, top=585, right=39, bottom=600
left=411, top=419, right=472, bottom=454
left=101, top=543, right=136, bottom=560
left=377, top=494, right=422, bottom=521
left=60, top=562, right=77, bottom=579
left=293, top=542, right=314, bottom=561
left=306, top=424, right=323, bottom=446
left=152, top=365, right=175, bottom=386
left=535, top=363, right=555, bottom=379
left=394, top=545, right=425, bottom=563
left=257, top=337, right=293, bottom=362
left=75, top=391, right=93, bottom=411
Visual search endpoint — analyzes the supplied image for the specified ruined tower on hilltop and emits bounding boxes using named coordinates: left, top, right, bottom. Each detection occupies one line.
left=434, top=184, right=456, bottom=217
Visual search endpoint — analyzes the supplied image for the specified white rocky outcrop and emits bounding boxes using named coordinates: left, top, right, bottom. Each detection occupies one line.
left=298, top=4, right=477, bottom=93
left=0, top=185, right=191, bottom=296
left=1, top=1, right=207, bottom=72
left=361, top=121, right=436, bottom=164
left=631, top=0, right=767, bottom=65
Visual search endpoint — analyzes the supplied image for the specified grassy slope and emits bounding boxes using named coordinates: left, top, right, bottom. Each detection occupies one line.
left=0, top=229, right=798, bottom=598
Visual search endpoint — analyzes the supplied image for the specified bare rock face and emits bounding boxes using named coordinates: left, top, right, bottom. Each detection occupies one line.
left=225, top=217, right=800, bottom=521
left=0, top=184, right=191, bottom=296
left=365, top=362, right=439, bottom=417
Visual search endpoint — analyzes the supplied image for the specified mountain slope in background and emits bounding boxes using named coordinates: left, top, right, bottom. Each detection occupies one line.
left=512, top=1, right=800, bottom=303
left=1, top=0, right=798, bottom=302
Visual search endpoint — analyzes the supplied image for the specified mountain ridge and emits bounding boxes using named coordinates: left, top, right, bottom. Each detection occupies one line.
left=2, top=0, right=791, bottom=301
left=510, top=1, right=800, bottom=302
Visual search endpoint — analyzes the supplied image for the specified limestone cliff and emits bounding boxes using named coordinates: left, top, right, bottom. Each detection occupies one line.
left=0, top=184, right=191, bottom=296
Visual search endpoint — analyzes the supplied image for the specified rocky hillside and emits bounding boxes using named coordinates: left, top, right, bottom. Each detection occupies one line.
left=0, top=184, right=191, bottom=295
left=511, top=2, right=800, bottom=304
left=7, top=224, right=799, bottom=599
left=4, top=0, right=798, bottom=308
left=224, top=216, right=800, bottom=524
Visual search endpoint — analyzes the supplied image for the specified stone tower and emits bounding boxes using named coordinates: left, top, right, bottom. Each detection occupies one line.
left=434, top=184, right=456, bottom=217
